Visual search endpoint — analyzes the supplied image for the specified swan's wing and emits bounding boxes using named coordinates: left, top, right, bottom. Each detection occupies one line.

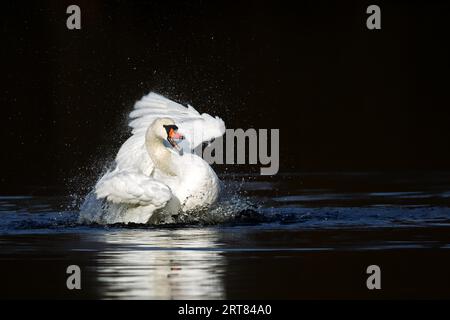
left=95, top=169, right=171, bottom=207
left=129, top=92, right=226, bottom=150
left=115, top=92, right=225, bottom=173
left=116, top=132, right=154, bottom=174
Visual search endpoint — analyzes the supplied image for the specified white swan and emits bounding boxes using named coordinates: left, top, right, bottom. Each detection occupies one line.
left=94, top=92, right=225, bottom=224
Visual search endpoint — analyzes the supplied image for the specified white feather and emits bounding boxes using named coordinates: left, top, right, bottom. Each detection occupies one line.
left=91, top=92, right=225, bottom=224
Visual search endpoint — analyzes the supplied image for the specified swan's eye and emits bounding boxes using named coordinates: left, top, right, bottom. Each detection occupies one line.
left=163, top=125, right=178, bottom=135
left=163, top=124, right=184, bottom=151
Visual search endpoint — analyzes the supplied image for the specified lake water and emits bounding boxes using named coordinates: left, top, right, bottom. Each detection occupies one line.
left=1, top=172, right=450, bottom=299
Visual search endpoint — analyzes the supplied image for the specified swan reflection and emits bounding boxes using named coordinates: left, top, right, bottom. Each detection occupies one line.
left=94, top=228, right=225, bottom=299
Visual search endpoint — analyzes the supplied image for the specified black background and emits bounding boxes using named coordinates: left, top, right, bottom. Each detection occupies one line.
left=1, top=0, right=450, bottom=193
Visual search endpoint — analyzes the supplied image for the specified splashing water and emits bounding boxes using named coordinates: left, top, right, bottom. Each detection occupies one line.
left=3, top=173, right=450, bottom=233
left=78, top=178, right=263, bottom=226
left=3, top=172, right=450, bottom=300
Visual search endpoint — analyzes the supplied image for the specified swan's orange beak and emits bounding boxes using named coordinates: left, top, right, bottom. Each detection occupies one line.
left=167, top=127, right=184, bottom=150
left=169, top=128, right=184, bottom=140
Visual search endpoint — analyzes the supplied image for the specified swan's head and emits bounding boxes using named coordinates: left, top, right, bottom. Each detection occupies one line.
left=147, top=118, right=185, bottom=151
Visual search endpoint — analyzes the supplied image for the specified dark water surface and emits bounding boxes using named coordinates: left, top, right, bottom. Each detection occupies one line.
left=1, top=172, right=450, bottom=299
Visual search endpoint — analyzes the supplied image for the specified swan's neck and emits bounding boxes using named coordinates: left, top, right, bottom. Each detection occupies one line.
left=145, top=135, right=178, bottom=176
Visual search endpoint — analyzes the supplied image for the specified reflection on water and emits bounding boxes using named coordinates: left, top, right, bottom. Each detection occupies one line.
left=95, top=229, right=225, bottom=299
left=2, top=173, right=450, bottom=298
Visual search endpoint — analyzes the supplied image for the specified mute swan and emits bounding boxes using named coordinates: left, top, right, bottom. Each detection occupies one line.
left=94, top=92, right=225, bottom=224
